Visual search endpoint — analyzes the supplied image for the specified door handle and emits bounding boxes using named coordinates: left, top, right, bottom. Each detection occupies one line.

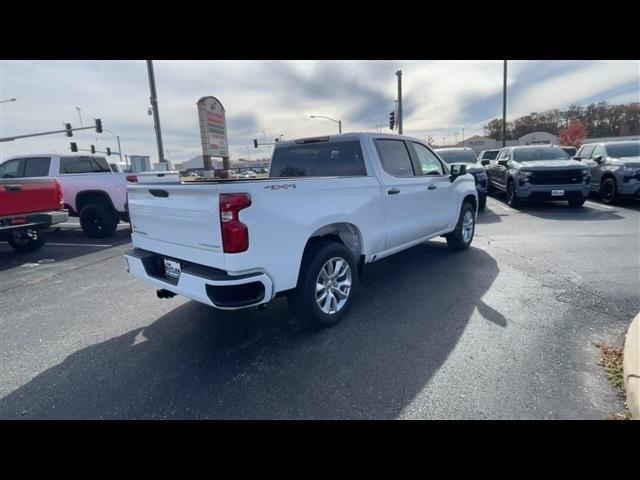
left=5, top=185, right=22, bottom=192
left=427, top=184, right=437, bottom=190
left=387, top=188, right=400, bottom=195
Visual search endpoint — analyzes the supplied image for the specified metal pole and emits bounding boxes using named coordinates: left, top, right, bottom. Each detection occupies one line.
left=396, top=70, right=403, bottom=135
left=146, top=60, right=166, bottom=163
left=116, top=135, right=123, bottom=163
left=502, top=60, right=507, bottom=148
left=338, top=120, right=342, bottom=134
left=76, top=107, right=83, bottom=128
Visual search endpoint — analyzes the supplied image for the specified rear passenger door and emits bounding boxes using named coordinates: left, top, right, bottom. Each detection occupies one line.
left=374, top=138, right=437, bottom=250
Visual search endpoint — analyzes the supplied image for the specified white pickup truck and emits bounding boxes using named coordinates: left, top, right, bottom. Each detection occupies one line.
left=124, top=133, right=478, bottom=327
left=0, top=154, right=134, bottom=238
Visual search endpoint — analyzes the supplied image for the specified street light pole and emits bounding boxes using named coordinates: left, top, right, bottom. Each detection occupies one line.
left=76, top=107, right=83, bottom=128
left=502, top=60, right=508, bottom=148
left=146, top=60, right=166, bottom=163
left=396, top=70, right=403, bottom=135
left=103, top=128, right=124, bottom=164
left=0, top=98, right=17, bottom=104
left=310, top=115, right=342, bottom=134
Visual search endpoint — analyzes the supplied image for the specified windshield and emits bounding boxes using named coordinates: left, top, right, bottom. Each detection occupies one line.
left=436, top=149, right=477, bottom=164
left=481, top=150, right=499, bottom=160
left=513, top=147, right=570, bottom=161
left=606, top=142, right=640, bottom=158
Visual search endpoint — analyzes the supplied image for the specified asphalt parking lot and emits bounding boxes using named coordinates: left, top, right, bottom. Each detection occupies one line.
left=1, top=197, right=638, bottom=419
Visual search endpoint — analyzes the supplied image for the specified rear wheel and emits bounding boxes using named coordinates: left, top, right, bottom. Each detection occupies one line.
left=288, top=240, right=357, bottom=329
left=506, top=179, right=520, bottom=208
left=446, top=202, right=475, bottom=251
left=8, top=229, right=45, bottom=252
left=79, top=204, right=119, bottom=238
left=599, top=177, right=618, bottom=205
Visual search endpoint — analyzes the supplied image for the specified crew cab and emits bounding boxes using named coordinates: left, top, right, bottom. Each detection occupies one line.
left=485, top=145, right=590, bottom=208
left=0, top=167, right=67, bottom=252
left=0, top=154, right=134, bottom=238
left=434, top=147, right=487, bottom=211
left=574, top=140, right=640, bottom=204
left=124, top=133, right=479, bottom=328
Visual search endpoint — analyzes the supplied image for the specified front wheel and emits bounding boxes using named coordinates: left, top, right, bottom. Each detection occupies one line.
left=506, top=180, right=520, bottom=208
left=8, top=229, right=45, bottom=252
left=478, top=193, right=487, bottom=211
left=446, top=202, right=475, bottom=251
left=288, top=240, right=357, bottom=329
left=599, top=177, right=618, bottom=205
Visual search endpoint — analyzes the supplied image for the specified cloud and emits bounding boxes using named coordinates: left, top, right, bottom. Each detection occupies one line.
left=1, top=60, right=638, bottom=163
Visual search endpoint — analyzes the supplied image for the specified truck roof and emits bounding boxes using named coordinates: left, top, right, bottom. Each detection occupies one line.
left=277, top=132, right=425, bottom=147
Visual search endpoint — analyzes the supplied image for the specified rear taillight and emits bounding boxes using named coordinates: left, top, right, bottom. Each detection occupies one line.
left=54, top=178, right=64, bottom=210
left=126, top=175, right=138, bottom=183
left=219, top=193, right=251, bottom=253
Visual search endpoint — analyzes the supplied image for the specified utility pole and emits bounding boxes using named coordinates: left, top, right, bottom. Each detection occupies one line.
left=502, top=60, right=507, bottom=148
left=76, top=107, right=83, bottom=127
left=147, top=60, right=166, bottom=163
left=396, top=70, right=403, bottom=135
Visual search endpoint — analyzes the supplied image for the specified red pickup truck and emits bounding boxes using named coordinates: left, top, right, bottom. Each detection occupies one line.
left=0, top=177, right=68, bottom=252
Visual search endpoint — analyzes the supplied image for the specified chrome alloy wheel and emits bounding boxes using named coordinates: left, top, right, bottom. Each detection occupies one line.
left=462, top=210, right=474, bottom=243
left=315, top=257, right=352, bottom=315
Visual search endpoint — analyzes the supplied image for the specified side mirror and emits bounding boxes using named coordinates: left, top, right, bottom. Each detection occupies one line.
left=593, top=155, right=603, bottom=164
left=498, top=159, right=509, bottom=167
left=481, top=159, right=490, bottom=166
left=572, top=156, right=582, bottom=161
left=450, top=164, right=467, bottom=181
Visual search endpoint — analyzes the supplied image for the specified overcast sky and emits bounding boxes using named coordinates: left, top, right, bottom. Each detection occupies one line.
left=1, top=60, right=638, bottom=164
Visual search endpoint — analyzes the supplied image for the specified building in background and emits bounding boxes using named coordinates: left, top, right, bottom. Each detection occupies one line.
left=128, top=155, right=152, bottom=173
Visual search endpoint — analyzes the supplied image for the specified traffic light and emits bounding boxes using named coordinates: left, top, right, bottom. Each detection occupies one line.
left=65, top=123, right=73, bottom=137
left=70, top=142, right=78, bottom=152
left=95, top=118, right=103, bottom=133
left=106, top=147, right=111, bottom=156
left=91, top=145, right=96, bottom=154
left=253, top=139, right=258, bottom=148
left=389, top=111, right=395, bottom=130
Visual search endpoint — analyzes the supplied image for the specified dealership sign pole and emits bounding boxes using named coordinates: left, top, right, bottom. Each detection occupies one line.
left=197, top=96, right=230, bottom=174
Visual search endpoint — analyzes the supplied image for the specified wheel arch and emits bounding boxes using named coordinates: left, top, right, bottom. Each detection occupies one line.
left=75, top=190, right=117, bottom=214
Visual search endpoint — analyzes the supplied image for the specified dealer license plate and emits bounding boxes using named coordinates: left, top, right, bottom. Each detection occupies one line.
left=551, top=190, right=565, bottom=197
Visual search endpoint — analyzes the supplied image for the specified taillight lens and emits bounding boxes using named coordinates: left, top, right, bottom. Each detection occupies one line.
left=53, top=178, right=64, bottom=209
left=126, top=175, right=138, bottom=183
left=219, top=193, right=251, bottom=253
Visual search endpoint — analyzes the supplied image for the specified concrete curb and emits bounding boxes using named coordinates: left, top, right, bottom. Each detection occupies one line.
left=623, top=312, right=640, bottom=419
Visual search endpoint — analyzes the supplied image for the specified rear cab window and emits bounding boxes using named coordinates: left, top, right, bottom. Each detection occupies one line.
left=60, top=156, right=111, bottom=174
left=269, top=140, right=367, bottom=177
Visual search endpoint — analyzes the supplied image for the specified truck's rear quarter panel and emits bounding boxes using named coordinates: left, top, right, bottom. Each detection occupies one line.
left=0, top=178, right=61, bottom=216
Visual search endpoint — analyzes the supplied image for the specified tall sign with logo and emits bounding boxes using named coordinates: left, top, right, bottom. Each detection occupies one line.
left=197, top=96, right=230, bottom=172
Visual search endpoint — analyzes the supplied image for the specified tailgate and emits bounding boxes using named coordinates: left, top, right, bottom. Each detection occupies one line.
left=127, top=183, right=226, bottom=268
left=0, top=178, right=59, bottom=216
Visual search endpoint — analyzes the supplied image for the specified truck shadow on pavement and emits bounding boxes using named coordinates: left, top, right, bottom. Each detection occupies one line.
left=0, top=240, right=501, bottom=420
left=0, top=226, right=131, bottom=274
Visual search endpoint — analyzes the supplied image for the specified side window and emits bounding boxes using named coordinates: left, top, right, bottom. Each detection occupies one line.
left=375, top=139, right=415, bottom=177
left=0, top=159, right=25, bottom=178
left=592, top=145, right=605, bottom=159
left=503, top=149, right=512, bottom=160
left=24, top=157, right=51, bottom=177
left=579, top=145, right=595, bottom=159
left=411, top=142, right=444, bottom=175
left=60, top=156, right=103, bottom=174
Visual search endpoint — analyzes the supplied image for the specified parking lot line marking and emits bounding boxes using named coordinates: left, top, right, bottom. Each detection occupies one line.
left=43, top=242, right=113, bottom=248
left=487, top=198, right=514, bottom=212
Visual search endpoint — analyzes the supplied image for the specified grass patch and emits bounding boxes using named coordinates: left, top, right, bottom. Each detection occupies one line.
left=593, top=340, right=632, bottom=420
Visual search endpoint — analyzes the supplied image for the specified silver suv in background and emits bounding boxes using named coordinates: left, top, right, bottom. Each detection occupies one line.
left=575, top=140, right=640, bottom=204
left=435, top=147, right=488, bottom=210
left=485, top=145, right=590, bottom=208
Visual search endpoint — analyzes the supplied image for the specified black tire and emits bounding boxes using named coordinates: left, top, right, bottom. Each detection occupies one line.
left=478, top=193, right=487, bottom=211
left=8, top=230, right=45, bottom=252
left=486, top=178, right=495, bottom=196
left=506, top=179, right=520, bottom=208
left=288, top=239, right=358, bottom=329
left=446, top=202, right=475, bottom=251
left=568, top=198, right=585, bottom=208
left=599, top=177, right=618, bottom=205
left=79, top=203, right=119, bottom=238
